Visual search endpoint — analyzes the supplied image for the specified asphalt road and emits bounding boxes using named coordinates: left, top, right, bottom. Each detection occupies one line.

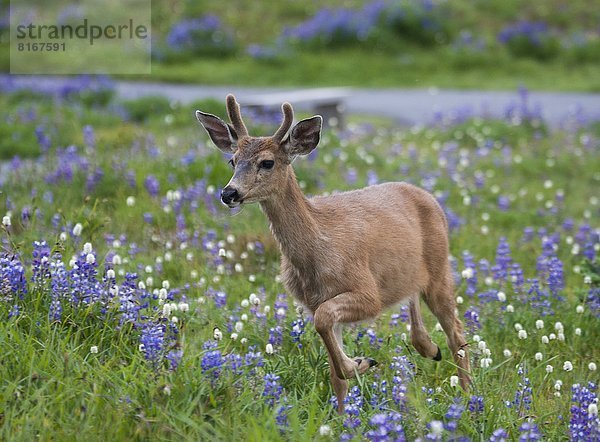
left=4, top=75, right=600, bottom=127
left=114, top=81, right=600, bottom=127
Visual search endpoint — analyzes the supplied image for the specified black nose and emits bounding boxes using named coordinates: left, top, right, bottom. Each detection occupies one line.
left=221, top=187, right=239, bottom=204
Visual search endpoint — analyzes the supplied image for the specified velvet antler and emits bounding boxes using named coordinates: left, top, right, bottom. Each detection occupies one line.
left=272, top=102, right=294, bottom=143
left=226, top=94, right=249, bottom=137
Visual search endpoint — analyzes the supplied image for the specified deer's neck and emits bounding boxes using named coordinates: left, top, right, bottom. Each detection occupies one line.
left=260, top=169, right=322, bottom=263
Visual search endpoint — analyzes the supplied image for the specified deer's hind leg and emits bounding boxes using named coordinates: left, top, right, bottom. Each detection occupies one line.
left=408, top=294, right=442, bottom=361
left=423, top=271, right=471, bottom=389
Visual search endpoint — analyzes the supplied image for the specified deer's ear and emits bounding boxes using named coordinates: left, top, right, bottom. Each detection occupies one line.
left=282, top=116, right=322, bottom=157
left=196, top=110, right=238, bottom=153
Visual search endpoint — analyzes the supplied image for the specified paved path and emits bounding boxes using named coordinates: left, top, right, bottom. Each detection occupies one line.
left=115, top=81, right=600, bottom=127
left=4, top=75, right=600, bottom=127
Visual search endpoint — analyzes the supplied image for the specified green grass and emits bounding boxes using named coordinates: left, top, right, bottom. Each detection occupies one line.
left=1, top=91, right=599, bottom=440
left=148, top=47, right=600, bottom=91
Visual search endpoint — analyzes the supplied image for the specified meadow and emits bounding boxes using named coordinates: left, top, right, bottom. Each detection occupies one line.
left=0, top=77, right=599, bottom=441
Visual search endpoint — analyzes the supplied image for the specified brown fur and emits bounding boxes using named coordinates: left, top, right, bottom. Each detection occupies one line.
left=196, top=96, right=471, bottom=414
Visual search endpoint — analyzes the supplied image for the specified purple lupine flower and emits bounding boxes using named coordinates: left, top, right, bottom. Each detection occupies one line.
left=227, top=353, right=244, bottom=375
left=263, top=373, right=283, bottom=407
left=275, top=404, right=292, bottom=429
left=489, top=428, right=509, bottom=441
left=468, top=395, right=484, bottom=414
left=83, top=125, right=95, bottom=149
left=49, top=253, right=69, bottom=321
left=366, top=411, right=406, bottom=441
left=509, top=263, right=525, bottom=295
left=69, top=249, right=103, bottom=305
left=290, top=318, right=305, bottom=347
left=200, top=341, right=223, bottom=379
left=144, top=175, right=160, bottom=197
left=492, top=237, right=512, bottom=283
left=0, top=254, right=28, bottom=302
left=444, top=398, right=464, bottom=433
left=526, top=279, right=553, bottom=316
left=588, top=288, right=600, bottom=318
left=118, top=273, right=141, bottom=326
left=497, top=195, right=510, bottom=211
left=512, top=365, right=533, bottom=415
left=140, top=322, right=166, bottom=364
left=31, top=240, right=51, bottom=287
left=244, top=348, right=264, bottom=375
left=547, top=257, right=564, bottom=300
left=569, top=382, right=600, bottom=441
left=268, top=325, right=283, bottom=346
left=464, top=305, right=481, bottom=334
left=462, top=251, right=478, bottom=296
left=518, top=420, right=542, bottom=440
left=166, top=349, right=183, bottom=370
left=522, top=227, right=535, bottom=243
left=35, top=126, right=51, bottom=152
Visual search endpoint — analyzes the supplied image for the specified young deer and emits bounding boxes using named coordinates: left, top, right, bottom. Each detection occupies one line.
left=196, top=95, right=471, bottom=414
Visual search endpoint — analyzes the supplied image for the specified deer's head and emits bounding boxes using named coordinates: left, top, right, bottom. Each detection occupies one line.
left=196, top=95, right=322, bottom=208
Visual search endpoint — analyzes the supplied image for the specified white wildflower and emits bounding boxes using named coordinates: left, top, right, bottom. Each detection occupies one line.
left=503, top=349, right=512, bottom=358
left=162, top=280, right=170, bottom=290
left=506, top=304, right=514, bottom=313
left=171, top=316, right=178, bottom=324
left=546, top=365, right=553, bottom=373
left=535, top=352, right=543, bottom=361
left=480, top=358, right=492, bottom=368
left=554, top=322, right=564, bottom=331
left=213, top=328, right=223, bottom=341
left=589, top=362, right=597, bottom=371
left=178, top=302, right=189, bottom=313
left=231, top=333, right=238, bottom=341
left=72, top=222, right=83, bottom=236
left=235, top=321, right=244, bottom=333
left=456, top=296, right=464, bottom=304
left=514, top=323, right=523, bottom=331
left=450, top=375, right=459, bottom=387
left=126, top=196, right=136, bottom=207
left=2, top=215, right=11, bottom=227
left=518, top=329, right=528, bottom=339
left=576, top=305, right=584, bottom=313
left=541, top=335, right=549, bottom=344
left=319, top=425, right=332, bottom=436
left=575, top=328, right=582, bottom=336
left=563, top=361, right=573, bottom=371
left=90, top=346, right=98, bottom=354
left=266, top=343, right=274, bottom=354
left=86, top=253, right=95, bottom=264
left=461, top=268, right=474, bottom=279
left=59, top=231, right=67, bottom=241
left=106, top=269, right=115, bottom=279
left=589, top=403, right=598, bottom=417
left=535, top=320, right=544, bottom=329
left=497, top=291, right=506, bottom=302
left=430, top=420, right=444, bottom=435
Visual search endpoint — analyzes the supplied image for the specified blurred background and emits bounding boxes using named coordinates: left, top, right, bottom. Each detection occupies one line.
left=2, top=0, right=600, bottom=89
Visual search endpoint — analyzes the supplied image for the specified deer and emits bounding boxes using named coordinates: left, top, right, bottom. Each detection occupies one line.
left=195, top=95, right=471, bottom=414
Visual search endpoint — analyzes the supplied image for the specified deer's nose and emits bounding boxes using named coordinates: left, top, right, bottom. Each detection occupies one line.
left=221, top=187, right=239, bottom=205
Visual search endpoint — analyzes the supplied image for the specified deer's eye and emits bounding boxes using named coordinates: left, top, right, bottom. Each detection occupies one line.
left=259, top=160, right=275, bottom=170
left=228, top=158, right=235, bottom=168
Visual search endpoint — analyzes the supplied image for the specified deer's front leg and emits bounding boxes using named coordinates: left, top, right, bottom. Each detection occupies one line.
left=314, top=291, right=381, bottom=381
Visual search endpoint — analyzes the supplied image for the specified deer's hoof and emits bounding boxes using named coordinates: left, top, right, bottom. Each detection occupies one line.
left=433, top=346, right=442, bottom=361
